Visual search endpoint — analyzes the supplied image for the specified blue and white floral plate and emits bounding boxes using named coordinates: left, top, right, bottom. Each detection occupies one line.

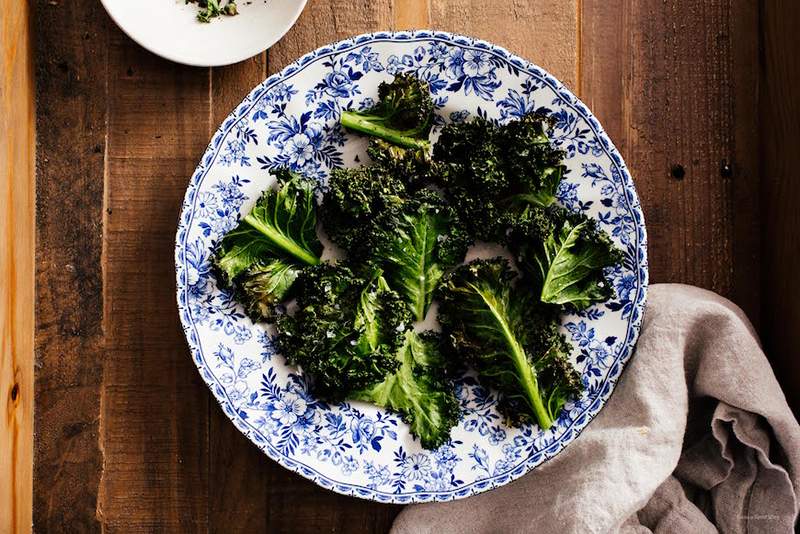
left=175, top=31, right=648, bottom=503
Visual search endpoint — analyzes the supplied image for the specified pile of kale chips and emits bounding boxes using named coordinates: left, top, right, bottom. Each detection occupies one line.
left=213, top=73, right=622, bottom=450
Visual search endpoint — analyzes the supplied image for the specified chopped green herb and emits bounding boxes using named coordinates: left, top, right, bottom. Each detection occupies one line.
left=186, top=0, right=238, bottom=23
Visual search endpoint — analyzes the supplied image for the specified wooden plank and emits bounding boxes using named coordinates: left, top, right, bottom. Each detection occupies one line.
left=96, top=28, right=211, bottom=532
left=579, top=0, right=760, bottom=322
left=760, top=1, right=800, bottom=414
left=393, top=0, right=430, bottom=30
left=260, top=2, right=405, bottom=532
left=728, top=1, right=761, bottom=325
left=269, top=0, right=393, bottom=70
left=577, top=0, right=625, bottom=149
left=430, top=0, right=578, bottom=90
left=1, top=2, right=35, bottom=532
left=32, top=1, right=109, bottom=531
left=207, top=54, right=271, bottom=533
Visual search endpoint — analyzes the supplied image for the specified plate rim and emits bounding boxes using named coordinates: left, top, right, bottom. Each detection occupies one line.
left=100, top=0, right=308, bottom=67
left=175, top=29, right=649, bottom=503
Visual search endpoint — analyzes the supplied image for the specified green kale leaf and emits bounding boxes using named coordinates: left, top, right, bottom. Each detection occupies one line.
left=214, top=169, right=321, bottom=285
left=340, top=73, right=434, bottom=150
left=366, top=138, right=433, bottom=188
left=352, top=330, right=460, bottom=450
left=235, top=259, right=300, bottom=322
left=320, top=164, right=407, bottom=253
left=213, top=169, right=321, bottom=321
left=433, top=114, right=565, bottom=241
left=437, top=258, right=582, bottom=429
left=513, top=206, right=622, bottom=310
left=276, top=263, right=412, bottom=400
left=368, top=189, right=470, bottom=321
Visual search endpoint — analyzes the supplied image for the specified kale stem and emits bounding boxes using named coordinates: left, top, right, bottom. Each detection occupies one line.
left=476, top=285, right=553, bottom=430
left=518, top=362, right=553, bottom=430
left=340, top=111, right=431, bottom=150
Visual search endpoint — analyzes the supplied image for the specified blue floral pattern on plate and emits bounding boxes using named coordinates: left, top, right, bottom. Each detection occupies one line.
left=175, top=31, right=648, bottom=503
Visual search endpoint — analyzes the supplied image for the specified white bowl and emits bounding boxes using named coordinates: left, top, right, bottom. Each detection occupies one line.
left=101, top=0, right=307, bottom=67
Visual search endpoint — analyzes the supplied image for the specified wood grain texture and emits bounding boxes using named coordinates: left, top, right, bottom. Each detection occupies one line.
left=97, top=30, right=212, bottom=532
left=728, top=1, right=761, bottom=325
left=393, top=0, right=430, bottom=30
left=430, top=0, right=578, bottom=90
left=208, top=54, right=271, bottom=534
left=579, top=0, right=760, bottom=322
left=269, top=0, right=393, bottom=71
left=760, top=0, right=800, bottom=413
left=33, top=2, right=109, bottom=531
left=1, top=2, right=35, bottom=532
left=30, top=0, right=800, bottom=531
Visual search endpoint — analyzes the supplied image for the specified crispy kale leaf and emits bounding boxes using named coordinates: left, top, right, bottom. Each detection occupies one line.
left=432, top=118, right=507, bottom=241
left=498, top=114, right=565, bottom=209
left=214, top=169, right=321, bottom=285
left=323, top=155, right=469, bottom=321
left=340, top=73, right=434, bottom=150
left=321, top=136, right=444, bottom=255
left=433, top=114, right=565, bottom=241
left=276, top=263, right=412, bottom=400
left=437, top=258, right=582, bottom=429
left=366, top=138, right=433, bottom=188
left=213, top=169, right=322, bottom=321
left=320, top=163, right=407, bottom=253
left=276, top=261, right=458, bottom=448
left=512, top=206, right=622, bottom=310
left=353, top=330, right=460, bottom=450
left=234, top=259, right=300, bottom=322
left=368, top=189, right=470, bottom=321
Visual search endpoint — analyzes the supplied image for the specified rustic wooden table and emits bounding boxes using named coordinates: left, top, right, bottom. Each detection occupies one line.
left=2, top=0, right=798, bottom=531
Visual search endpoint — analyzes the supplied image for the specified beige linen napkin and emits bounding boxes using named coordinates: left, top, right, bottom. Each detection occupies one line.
left=391, top=284, right=800, bottom=534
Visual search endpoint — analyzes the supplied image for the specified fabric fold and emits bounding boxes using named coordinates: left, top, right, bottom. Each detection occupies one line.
left=390, top=284, right=800, bottom=534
